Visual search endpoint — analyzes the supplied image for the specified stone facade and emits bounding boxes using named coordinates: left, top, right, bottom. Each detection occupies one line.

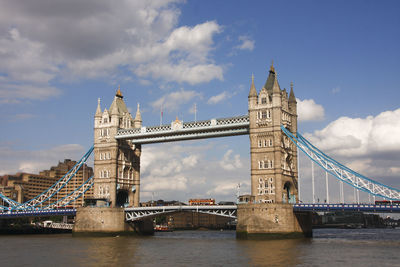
left=93, top=88, right=142, bottom=207
left=248, top=64, right=298, bottom=204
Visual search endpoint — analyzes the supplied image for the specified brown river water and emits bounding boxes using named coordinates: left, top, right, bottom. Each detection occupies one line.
left=0, top=228, right=399, bottom=266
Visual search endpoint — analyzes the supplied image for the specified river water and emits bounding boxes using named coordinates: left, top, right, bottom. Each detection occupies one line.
left=0, top=228, right=399, bottom=267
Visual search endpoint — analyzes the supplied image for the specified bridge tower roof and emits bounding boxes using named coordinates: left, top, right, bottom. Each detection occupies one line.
left=109, top=86, right=129, bottom=115
left=263, top=61, right=281, bottom=93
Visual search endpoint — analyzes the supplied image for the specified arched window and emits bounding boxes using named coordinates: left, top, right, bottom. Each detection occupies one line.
left=261, top=110, right=267, bottom=119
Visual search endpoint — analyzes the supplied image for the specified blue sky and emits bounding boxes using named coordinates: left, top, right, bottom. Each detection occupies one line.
left=0, top=0, right=399, bottom=203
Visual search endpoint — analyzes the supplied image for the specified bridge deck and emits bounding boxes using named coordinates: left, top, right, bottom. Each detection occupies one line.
left=1, top=204, right=399, bottom=220
left=294, top=203, right=400, bottom=213
left=125, top=205, right=237, bottom=221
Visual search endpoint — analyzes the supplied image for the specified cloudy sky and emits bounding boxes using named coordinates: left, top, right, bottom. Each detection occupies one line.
left=0, top=0, right=399, bottom=204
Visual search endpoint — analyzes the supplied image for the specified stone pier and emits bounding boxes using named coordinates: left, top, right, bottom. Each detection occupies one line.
left=73, top=207, right=153, bottom=236
left=236, top=203, right=312, bottom=239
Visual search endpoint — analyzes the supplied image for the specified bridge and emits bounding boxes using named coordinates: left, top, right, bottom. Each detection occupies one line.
left=1, top=64, right=399, bottom=237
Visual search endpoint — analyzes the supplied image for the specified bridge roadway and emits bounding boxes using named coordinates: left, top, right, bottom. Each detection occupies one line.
left=124, top=205, right=237, bottom=221
left=1, top=204, right=399, bottom=220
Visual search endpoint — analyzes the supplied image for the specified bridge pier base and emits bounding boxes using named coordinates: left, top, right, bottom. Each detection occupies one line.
left=236, top=203, right=312, bottom=239
left=73, top=207, right=153, bottom=236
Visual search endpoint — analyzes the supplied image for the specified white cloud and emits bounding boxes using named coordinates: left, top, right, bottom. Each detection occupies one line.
left=0, top=28, right=61, bottom=103
left=304, top=108, right=400, bottom=179
left=139, top=141, right=250, bottom=202
left=143, top=176, right=188, bottom=191
left=236, top=36, right=255, bottom=51
left=207, top=91, right=231, bottom=105
left=219, top=149, right=243, bottom=171
left=0, top=1, right=224, bottom=103
left=182, top=155, right=198, bottom=167
left=207, top=181, right=250, bottom=196
left=151, top=89, right=201, bottom=112
left=297, top=98, right=325, bottom=121
left=306, top=109, right=400, bottom=157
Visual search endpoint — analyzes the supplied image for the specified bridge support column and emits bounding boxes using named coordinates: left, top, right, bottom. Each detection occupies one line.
left=73, top=207, right=153, bottom=236
left=236, top=203, right=312, bottom=239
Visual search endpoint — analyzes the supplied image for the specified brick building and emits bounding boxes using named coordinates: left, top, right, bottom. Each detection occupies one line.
left=0, top=159, right=93, bottom=207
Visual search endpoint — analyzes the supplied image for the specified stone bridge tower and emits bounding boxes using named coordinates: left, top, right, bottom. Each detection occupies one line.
left=237, top=63, right=312, bottom=239
left=93, top=88, right=142, bottom=207
left=248, top=63, right=298, bottom=204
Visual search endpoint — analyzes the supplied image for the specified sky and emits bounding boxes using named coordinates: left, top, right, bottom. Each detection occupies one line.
left=0, top=0, right=399, bottom=204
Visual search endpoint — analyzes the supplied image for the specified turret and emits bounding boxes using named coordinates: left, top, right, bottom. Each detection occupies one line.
left=289, top=82, right=297, bottom=133
left=289, top=82, right=297, bottom=108
left=95, top=98, right=102, bottom=128
left=248, top=74, right=257, bottom=109
left=133, top=103, right=142, bottom=128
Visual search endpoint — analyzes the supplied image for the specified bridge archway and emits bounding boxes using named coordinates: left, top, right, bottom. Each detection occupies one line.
left=283, top=181, right=295, bottom=204
left=116, top=190, right=129, bottom=207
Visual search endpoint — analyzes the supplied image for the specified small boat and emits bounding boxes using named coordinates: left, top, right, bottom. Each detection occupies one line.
left=154, top=225, right=173, bottom=232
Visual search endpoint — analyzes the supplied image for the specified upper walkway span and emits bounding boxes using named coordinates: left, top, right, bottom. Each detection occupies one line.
left=115, top=115, right=249, bottom=144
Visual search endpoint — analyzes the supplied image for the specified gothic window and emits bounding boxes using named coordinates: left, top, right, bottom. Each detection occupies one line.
left=100, top=153, right=102, bottom=160
left=103, top=118, right=108, bottom=123
left=105, top=186, right=109, bottom=196
left=261, top=97, right=267, bottom=104
left=258, top=140, right=262, bottom=147
left=267, top=110, right=271, bottom=118
left=269, top=139, right=273, bottom=147
left=264, top=140, right=267, bottom=147
left=108, top=152, right=111, bottom=159
left=261, top=110, right=267, bottom=119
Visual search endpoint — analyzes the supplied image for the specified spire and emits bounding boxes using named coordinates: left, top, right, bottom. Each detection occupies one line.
left=95, top=98, right=102, bottom=117
left=289, top=82, right=296, bottom=103
left=248, top=73, right=257, bottom=98
left=270, top=60, right=275, bottom=74
left=111, top=97, right=119, bottom=115
left=116, top=85, right=123, bottom=98
left=263, top=61, right=280, bottom=93
left=134, top=103, right=142, bottom=121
